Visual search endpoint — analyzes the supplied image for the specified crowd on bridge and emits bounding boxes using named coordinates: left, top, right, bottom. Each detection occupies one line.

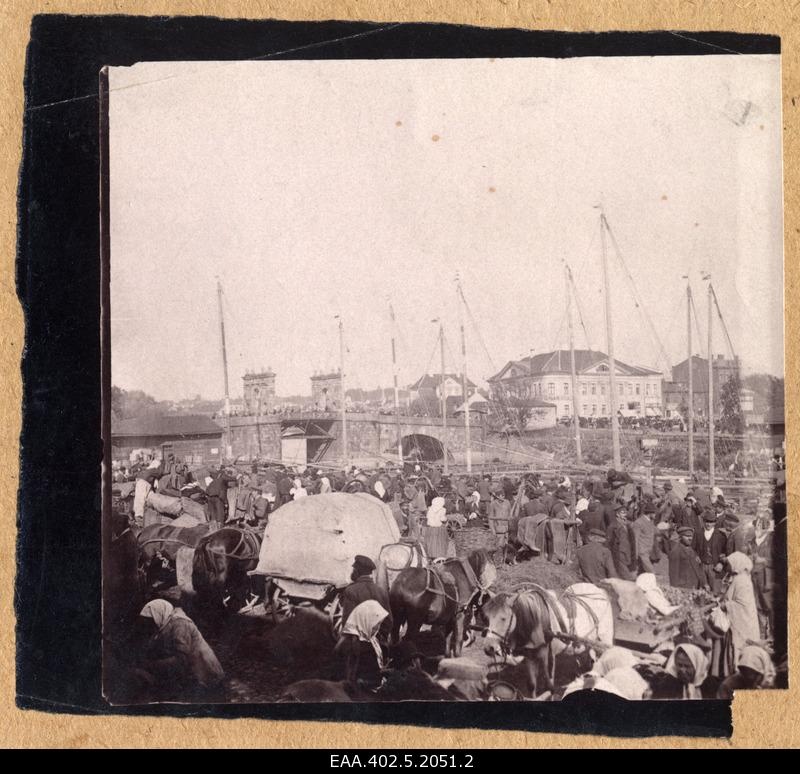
left=108, top=448, right=786, bottom=704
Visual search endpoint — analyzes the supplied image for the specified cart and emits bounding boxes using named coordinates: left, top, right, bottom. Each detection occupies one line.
left=252, top=492, right=400, bottom=634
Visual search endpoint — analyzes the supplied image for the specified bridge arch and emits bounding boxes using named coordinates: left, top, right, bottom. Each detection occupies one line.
left=400, top=433, right=452, bottom=462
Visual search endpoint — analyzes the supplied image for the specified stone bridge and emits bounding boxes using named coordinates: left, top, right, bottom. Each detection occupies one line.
left=227, top=412, right=488, bottom=466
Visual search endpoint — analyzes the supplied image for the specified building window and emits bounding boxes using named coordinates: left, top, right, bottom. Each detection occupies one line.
left=619, top=403, right=624, bottom=411
left=627, top=383, right=633, bottom=395
left=548, top=383, right=555, bottom=398
left=600, top=384, right=606, bottom=395
left=582, top=404, right=588, bottom=414
left=581, top=383, right=587, bottom=396
left=653, top=383, right=659, bottom=396
left=646, top=384, right=650, bottom=395
left=563, top=383, right=569, bottom=395
left=602, top=404, right=607, bottom=414
left=592, top=404, right=597, bottom=415
left=636, top=384, right=640, bottom=395
left=563, top=404, right=570, bottom=415
left=591, top=383, right=596, bottom=395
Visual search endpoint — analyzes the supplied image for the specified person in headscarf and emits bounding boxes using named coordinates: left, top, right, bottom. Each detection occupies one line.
left=424, top=496, right=450, bottom=559
left=592, top=646, right=638, bottom=677
left=290, top=477, right=308, bottom=499
left=339, top=555, right=392, bottom=635
left=318, top=475, right=332, bottom=494
left=373, top=480, right=387, bottom=502
left=657, top=643, right=712, bottom=699
left=717, top=645, right=775, bottom=699
left=561, top=649, right=650, bottom=701
left=135, top=599, right=225, bottom=701
left=335, top=600, right=389, bottom=690
left=722, top=552, right=761, bottom=666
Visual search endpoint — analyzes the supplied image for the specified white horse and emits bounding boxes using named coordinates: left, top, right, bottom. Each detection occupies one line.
left=481, top=582, right=614, bottom=697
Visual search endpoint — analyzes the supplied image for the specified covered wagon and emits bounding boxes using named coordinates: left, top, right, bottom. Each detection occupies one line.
left=253, top=492, right=400, bottom=631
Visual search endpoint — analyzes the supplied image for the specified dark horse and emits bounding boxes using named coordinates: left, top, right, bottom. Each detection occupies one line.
left=191, top=527, right=261, bottom=616
left=389, top=549, right=496, bottom=657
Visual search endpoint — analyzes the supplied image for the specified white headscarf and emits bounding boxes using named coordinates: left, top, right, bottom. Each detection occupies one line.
left=140, top=599, right=175, bottom=630
left=426, top=497, right=447, bottom=527
left=319, top=476, right=332, bottom=493
left=665, top=644, right=710, bottom=699
left=727, top=551, right=753, bottom=575
left=592, top=646, right=637, bottom=677
left=374, top=480, right=386, bottom=499
left=601, top=667, right=650, bottom=701
left=342, top=600, right=389, bottom=668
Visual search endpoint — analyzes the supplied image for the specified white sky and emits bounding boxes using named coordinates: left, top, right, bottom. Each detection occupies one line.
left=109, top=55, right=783, bottom=401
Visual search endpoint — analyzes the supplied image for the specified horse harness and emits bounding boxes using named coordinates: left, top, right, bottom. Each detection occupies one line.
left=487, top=584, right=601, bottom=655
left=204, top=528, right=261, bottom=562
left=423, top=557, right=485, bottom=613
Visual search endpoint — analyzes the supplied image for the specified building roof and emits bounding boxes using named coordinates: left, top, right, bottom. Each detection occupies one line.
left=311, top=371, right=342, bottom=381
left=112, top=414, right=223, bottom=438
left=488, top=350, right=661, bottom=382
left=409, top=373, right=479, bottom=391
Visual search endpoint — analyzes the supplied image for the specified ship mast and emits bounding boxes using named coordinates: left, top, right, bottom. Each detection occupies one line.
left=216, top=278, right=232, bottom=458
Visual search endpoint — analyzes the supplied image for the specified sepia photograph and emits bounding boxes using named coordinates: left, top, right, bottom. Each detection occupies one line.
left=103, top=51, right=786, bottom=708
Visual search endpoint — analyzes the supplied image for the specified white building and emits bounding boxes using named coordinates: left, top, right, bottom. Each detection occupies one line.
left=488, top=349, right=663, bottom=419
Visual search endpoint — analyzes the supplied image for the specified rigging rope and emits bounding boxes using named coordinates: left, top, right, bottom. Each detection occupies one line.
left=603, top=219, right=673, bottom=375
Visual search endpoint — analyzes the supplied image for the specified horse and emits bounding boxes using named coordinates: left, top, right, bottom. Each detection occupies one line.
left=191, top=526, right=262, bottom=616
left=136, top=521, right=216, bottom=591
left=389, top=549, right=496, bottom=657
left=480, top=582, right=614, bottom=698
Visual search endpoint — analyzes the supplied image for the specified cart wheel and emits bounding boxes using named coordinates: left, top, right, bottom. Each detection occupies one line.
left=328, top=595, right=344, bottom=638
left=269, top=584, right=294, bottom=625
left=447, top=520, right=462, bottom=540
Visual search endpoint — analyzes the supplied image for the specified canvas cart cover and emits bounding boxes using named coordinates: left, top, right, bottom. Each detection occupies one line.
left=255, top=492, right=400, bottom=588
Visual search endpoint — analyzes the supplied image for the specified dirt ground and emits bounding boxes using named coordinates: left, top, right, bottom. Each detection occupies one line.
left=193, top=550, right=674, bottom=702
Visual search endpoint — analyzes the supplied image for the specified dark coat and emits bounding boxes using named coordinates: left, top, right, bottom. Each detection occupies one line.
left=576, top=542, right=617, bottom=584
left=608, top=521, right=636, bottom=580
left=668, top=543, right=706, bottom=589
left=696, top=528, right=727, bottom=566
left=340, top=576, right=392, bottom=636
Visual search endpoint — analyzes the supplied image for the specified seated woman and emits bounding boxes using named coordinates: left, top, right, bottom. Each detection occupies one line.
left=335, top=599, right=389, bottom=690
left=132, top=599, right=225, bottom=702
left=717, top=645, right=776, bottom=699
left=651, top=643, right=717, bottom=700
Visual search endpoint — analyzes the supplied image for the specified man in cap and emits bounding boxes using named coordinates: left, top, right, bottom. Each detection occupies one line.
left=721, top=510, right=752, bottom=555
left=608, top=503, right=636, bottom=580
left=576, top=528, right=618, bottom=584
left=697, top=509, right=728, bottom=592
left=631, top=500, right=661, bottom=574
left=668, top=527, right=708, bottom=590
left=339, top=555, right=392, bottom=636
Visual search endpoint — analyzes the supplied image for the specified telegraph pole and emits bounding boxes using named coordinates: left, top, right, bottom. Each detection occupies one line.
left=599, top=212, right=622, bottom=468
left=565, top=264, right=583, bottom=464
left=336, top=316, right=348, bottom=468
left=686, top=280, right=695, bottom=478
left=456, top=275, right=472, bottom=473
left=389, top=301, right=403, bottom=464
left=707, top=280, right=715, bottom=486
